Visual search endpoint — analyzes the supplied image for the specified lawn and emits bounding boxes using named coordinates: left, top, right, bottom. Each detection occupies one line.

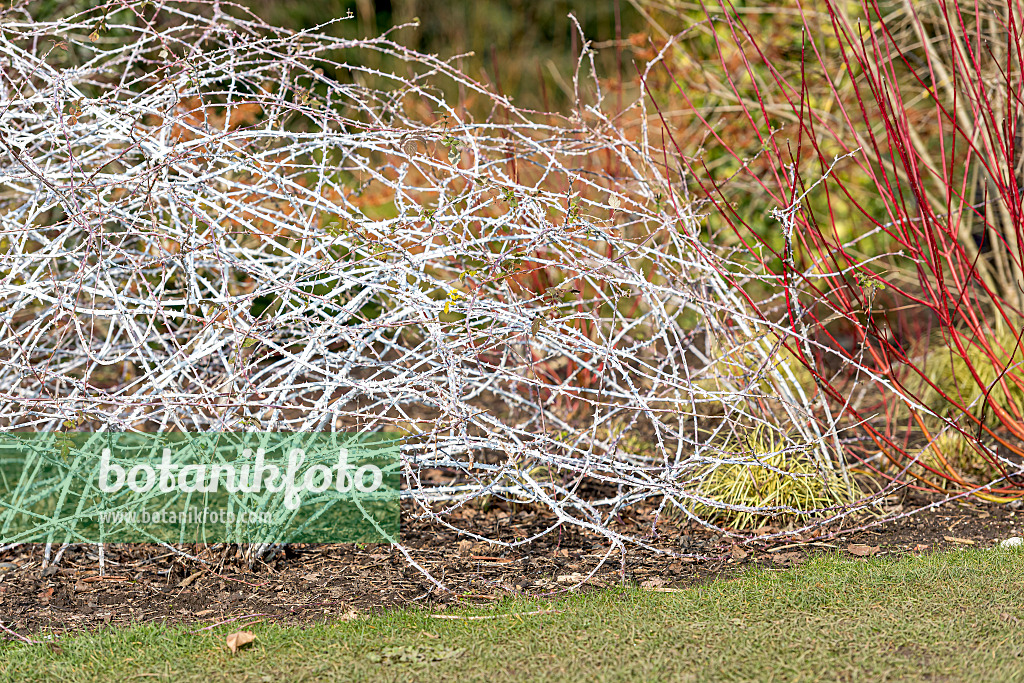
left=3, top=547, right=1024, bottom=682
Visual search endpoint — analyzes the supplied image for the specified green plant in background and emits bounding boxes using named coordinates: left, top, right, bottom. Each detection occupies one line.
left=907, top=320, right=1024, bottom=481
left=693, top=424, right=859, bottom=530
left=632, top=1, right=908, bottom=280
left=911, top=430, right=977, bottom=486
left=915, top=322, right=1024, bottom=425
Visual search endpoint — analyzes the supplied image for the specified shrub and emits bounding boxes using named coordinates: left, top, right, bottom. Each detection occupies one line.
left=0, top=0, right=872, bottom=571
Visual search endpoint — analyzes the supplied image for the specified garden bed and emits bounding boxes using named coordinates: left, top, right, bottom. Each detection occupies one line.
left=2, top=494, right=1020, bottom=636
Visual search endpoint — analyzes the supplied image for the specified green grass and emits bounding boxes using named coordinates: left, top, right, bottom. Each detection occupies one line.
left=4, top=548, right=1024, bottom=682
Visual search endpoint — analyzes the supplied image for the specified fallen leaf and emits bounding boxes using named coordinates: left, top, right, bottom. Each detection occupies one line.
left=847, top=544, right=879, bottom=557
left=226, top=631, right=255, bottom=654
left=943, top=536, right=976, bottom=545
left=177, top=571, right=203, bottom=589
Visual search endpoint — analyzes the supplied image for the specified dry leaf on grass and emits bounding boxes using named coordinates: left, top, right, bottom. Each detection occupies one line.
left=847, top=544, right=879, bottom=557
left=226, top=630, right=255, bottom=654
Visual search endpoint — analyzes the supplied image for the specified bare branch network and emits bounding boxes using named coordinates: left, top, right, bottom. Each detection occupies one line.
left=0, top=1, right=893, bottom=572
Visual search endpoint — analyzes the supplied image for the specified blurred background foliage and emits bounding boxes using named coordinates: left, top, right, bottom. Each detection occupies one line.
left=240, top=0, right=645, bottom=111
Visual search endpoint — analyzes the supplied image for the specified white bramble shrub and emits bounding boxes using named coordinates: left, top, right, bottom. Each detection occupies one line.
left=0, top=0, right=864, bottom=574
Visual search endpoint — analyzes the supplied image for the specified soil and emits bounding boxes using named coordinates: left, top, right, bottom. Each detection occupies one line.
left=1, top=493, right=1022, bottom=637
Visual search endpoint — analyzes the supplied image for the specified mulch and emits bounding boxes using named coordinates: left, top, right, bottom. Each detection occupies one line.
left=1, top=493, right=1022, bottom=637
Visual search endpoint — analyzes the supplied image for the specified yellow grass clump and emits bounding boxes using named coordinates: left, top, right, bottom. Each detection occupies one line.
left=693, top=425, right=859, bottom=531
